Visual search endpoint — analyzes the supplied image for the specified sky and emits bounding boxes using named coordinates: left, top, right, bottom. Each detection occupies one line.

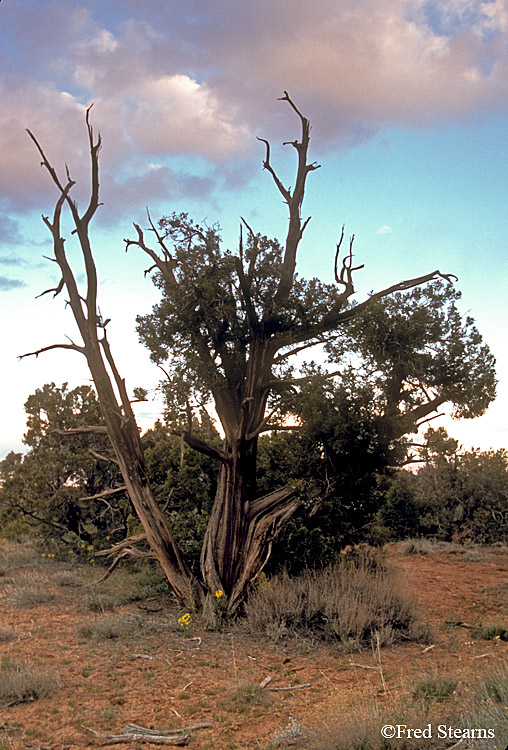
left=1, top=0, right=508, bottom=459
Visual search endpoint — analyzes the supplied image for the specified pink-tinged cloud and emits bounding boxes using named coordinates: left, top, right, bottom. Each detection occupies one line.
left=1, top=0, right=508, bottom=215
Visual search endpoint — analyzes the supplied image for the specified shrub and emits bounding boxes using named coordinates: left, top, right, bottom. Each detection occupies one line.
left=0, top=658, right=56, bottom=707
left=10, top=580, right=55, bottom=606
left=243, top=552, right=427, bottom=648
left=0, top=629, right=16, bottom=643
left=77, top=616, right=138, bottom=641
left=53, top=571, right=83, bottom=587
left=472, top=622, right=508, bottom=641
left=305, top=711, right=445, bottom=750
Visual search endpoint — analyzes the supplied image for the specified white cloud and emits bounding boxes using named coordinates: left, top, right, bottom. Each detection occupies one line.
left=2, top=0, right=508, bottom=215
left=377, top=225, right=393, bottom=234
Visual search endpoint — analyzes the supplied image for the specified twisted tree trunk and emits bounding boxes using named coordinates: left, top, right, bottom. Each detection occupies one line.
left=23, top=110, right=204, bottom=611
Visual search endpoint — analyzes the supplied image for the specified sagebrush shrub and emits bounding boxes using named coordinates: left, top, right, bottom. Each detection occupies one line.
left=243, top=550, right=428, bottom=647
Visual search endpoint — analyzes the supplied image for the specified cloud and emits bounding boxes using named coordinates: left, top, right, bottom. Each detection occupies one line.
left=0, top=276, right=27, bottom=291
left=377, top=225, right=393, bottom=234
left=0, top=215, right=23, bottom=246
left=2, top=0, right=508, bottom=217
left=0, top=255, right=26, bottom=266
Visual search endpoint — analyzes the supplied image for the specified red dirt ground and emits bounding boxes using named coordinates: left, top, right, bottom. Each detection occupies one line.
left=1, top=543, right=507, bottom=749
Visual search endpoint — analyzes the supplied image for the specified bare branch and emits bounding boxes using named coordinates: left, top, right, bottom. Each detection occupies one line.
left=255, top=423, right=302, bottom=435
left=88, top=448, right=119, bottom=466
left=273, top=337, right=326, bottom=363
left=125, top=222, right=177, bottom=286
left=257, top=137, right=291, bottom=204
left=415, top=412, right=446, bottom=429
left=171, top=430, right=231, bottom=464
left=268, top=369, right=342, bottom=389
left=334, top=226, right=364, bottom=300
left=50, top=425, right=109, bottom=435
left=279, top=269, right=459, bottom=350
left=79, top=486, right=127, bottom=502
left=392, top=395, right=448, bottom=438
left=235, top=224, right=259, bottom=331
left=95, top=533, right=148, bottom=558
left=18, top=342, right=85, bottom=360
left=99, top=328, right=135, bottom=422
left=90, top=547, right=156, bottom=585
left=35, top=277, right=65, bottom=299
left=258, top=92, right=321, bottom=308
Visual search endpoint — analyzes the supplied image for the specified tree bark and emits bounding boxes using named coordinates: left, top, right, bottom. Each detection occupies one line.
left=24, top=110, right=204, bottom=611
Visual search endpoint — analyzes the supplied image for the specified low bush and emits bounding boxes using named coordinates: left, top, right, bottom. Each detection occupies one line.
left=0, top=658, right=56, bottom=707
left=464, top=670, right=508, bottom=749
left=243, top=550, right=428, bottom=648
left=472, top=622, right=508, bottom=641
left=11, top=588, right=55, bottom=606
left=53, top=571, right=83, bottom=587
left=77, top=615, right=138, bottom=641
left=0, top=629, right=16, bottom=643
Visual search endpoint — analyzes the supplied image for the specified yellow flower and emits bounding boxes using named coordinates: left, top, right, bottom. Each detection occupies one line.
left=87, top=545, right=94, bottom=551
left=105, top=536, right=110, bottom=541
left=42, top=553, right=46, bottom=558
left=215, top=590, right=223, bottom=599
left=178, top=613, right=191, bottom=628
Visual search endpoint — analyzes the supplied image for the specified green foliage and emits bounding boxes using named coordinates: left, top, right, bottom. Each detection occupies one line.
left=472, top=622, right=508, bottom=641
left=378, top=471, right=420, bottom=541
left=410, top=432, right=508, bottom=543
left=136, top=215, right=348, bottom=420
left=329, top=281, right=497, bottom=421
left=142, top=423, right=218, bottom=573
left=0, top=386, right=216, bottom=572
left=259, top=377, right=395, bottom=572
left=0, top=383, right=128, bottom=546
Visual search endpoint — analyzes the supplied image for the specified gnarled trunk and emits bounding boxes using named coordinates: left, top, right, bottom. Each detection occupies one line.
left=200, top=433, right=300, bottom=615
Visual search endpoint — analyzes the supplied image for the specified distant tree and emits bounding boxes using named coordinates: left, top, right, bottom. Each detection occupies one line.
left=0, top=383, right=127, bottom=543
left=378, top=471, right=420, bottom=541
left=22, top=94, right=496, bottom=617
left=410, top=430, right=508, bottom=542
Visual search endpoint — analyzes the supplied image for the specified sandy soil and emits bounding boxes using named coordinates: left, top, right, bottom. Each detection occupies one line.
left=1, top=543, right=507, bottom=749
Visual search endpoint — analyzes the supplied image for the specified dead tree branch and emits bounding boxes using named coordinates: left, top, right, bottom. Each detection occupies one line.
left=24, top=108, right=205, bottom=610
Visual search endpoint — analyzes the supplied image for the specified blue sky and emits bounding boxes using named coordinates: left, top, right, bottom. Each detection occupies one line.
left=1, top=0, right=508, bottom=457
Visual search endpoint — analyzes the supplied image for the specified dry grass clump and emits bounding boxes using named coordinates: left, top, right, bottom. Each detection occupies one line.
left=77, top=615, right=139, bottom=641
left=304, top=666, right=508, bottom=750
left=305, top=714, right=447, bottom=750
left=0, top=542, right=39, bottom=573
left=0, top=658, right=56, bottom=708
left=0, top=629, right=16, bottom=643
left=243, top=550, right=428, bottom=648
left=469, top=664, right=508, bottom=742
left=8, top=571, right=56, bottom=606
left=412, top=674, right=458, bottom=705
left=53, top=571, right=84, bottom=587
left=400, top=539, right=436, bottom=555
